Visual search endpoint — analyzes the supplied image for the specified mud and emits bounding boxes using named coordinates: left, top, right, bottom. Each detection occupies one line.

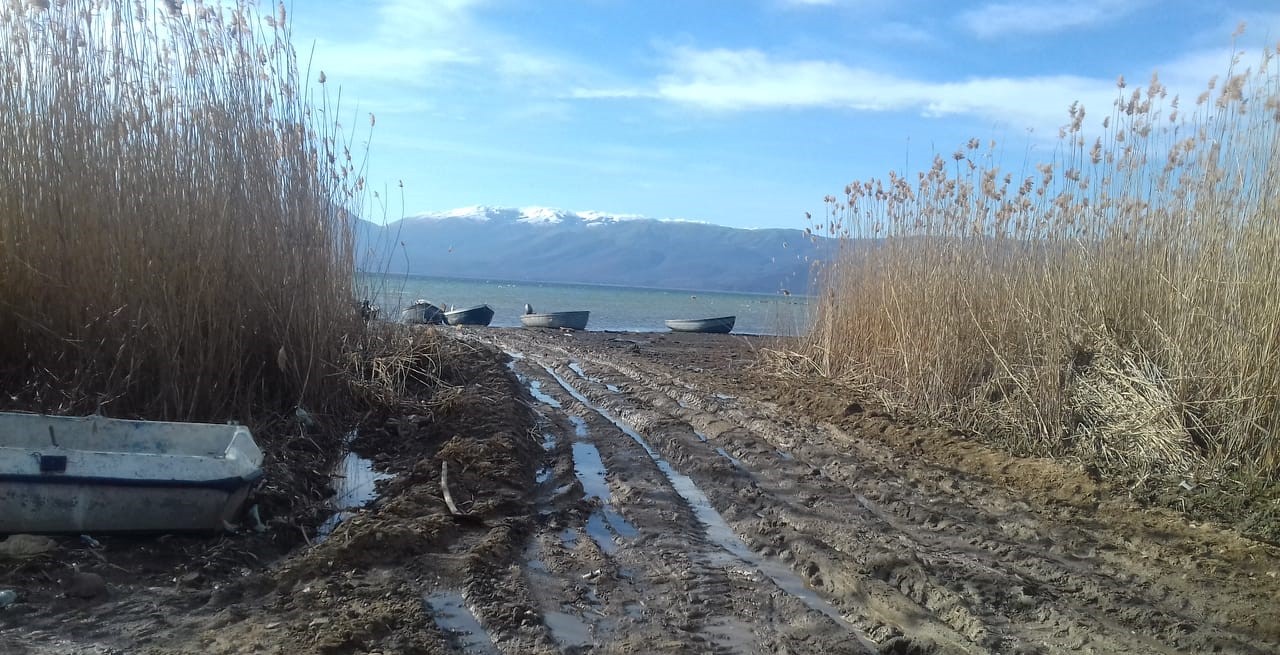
left=2, top=327, right=1278, bottom=654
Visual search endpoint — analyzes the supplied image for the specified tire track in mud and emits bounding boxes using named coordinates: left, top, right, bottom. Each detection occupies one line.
left=517, top=346, right=981, bottom=654
left=540, top=361, right=872, bottom=639
left=508, top=350, right=873, bottom=654
left=482, top=329, right=1280, bottom=655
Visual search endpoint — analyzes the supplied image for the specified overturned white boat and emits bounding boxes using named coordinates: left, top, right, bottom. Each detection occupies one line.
left=0, top=412, right=264, bottom=534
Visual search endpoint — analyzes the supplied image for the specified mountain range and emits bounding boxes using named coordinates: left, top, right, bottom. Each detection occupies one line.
left=354, top=206, right=833, bottom=294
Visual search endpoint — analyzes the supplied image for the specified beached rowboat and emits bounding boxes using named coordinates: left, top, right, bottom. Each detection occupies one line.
left=444, top=304, right=495, bottom=326
left=664, top=316, right=736, bottom=334
left=520, top=311, right=590, bottom=330
left=400, top=299, right=446, bottom=325
left=0, top=412, right=264, bottom=533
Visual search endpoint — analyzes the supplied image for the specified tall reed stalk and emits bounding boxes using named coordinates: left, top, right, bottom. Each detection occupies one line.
left=792, top=40, right=1280, bottom=476
left=0, top=0, right=367, bottom=422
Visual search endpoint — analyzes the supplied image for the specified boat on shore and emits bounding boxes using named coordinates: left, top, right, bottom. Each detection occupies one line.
left=444, top=304, right=495, bottom=326
left=520, top=310, right=590, bottom=330
left=664, top=316, right=736, bottom=334
left=401, top=299, right=446, bottom=325
left=0, top=412, right=264, bottom=533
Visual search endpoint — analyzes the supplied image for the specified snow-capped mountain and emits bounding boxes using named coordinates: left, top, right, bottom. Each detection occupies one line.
left=356, top=206, right=834, bottom=294
left=406, top=205, right=677, bottom=226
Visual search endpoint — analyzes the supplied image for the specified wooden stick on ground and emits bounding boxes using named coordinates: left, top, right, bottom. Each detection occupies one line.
left=440, top=460, right=463, bottom=516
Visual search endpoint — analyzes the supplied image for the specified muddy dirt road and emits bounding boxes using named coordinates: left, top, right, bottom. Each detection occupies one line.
left=477, top=329, right=1279, bottom=655
left=2, top=328, right=1278, bottom=654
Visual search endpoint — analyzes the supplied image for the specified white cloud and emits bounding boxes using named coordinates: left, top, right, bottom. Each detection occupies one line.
left=649, top=47, right=1121, bottom=133
left=309, top=41, right=479, bottom=87
left=373, top=0, right=485, bottom=40
left=959, top=0, right=1147, bottom=38
left=569, top=87, right=652, bottom=100
left=305, top=0, right=574, bottom=91
left=571, top=44, right=1274, bottom=136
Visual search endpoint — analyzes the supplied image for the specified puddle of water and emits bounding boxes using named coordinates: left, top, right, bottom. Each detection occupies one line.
left=693, top=430, right=710, bottom=442
left=542, top=365, right=871, bottom=645
left=777, top=450, right=795, bottom=461
left=528, top=379, right=562, bottom=407
left=606, top=510, right=639, bottom=538
left=585, top=512, right=619, bottom=554
left=568, top=361, right=621, bottom=393
left=572, top=442, right=612, bottom=501
left=423, top=591, right=500, bottom=655
left=331, top=451, right=392, bottom=509
left=571, top=441, right=639, bottom=552
left=317, top=441, right=394, bottom=540
left=545, top=610, right=594, bottom=648
left=536, top=431, right=557, bottom=484
left=519, top=371, right=565, bottom=485
left=569, top=415, right=589, bottom=438
left=715, top=446, right=745, bottom=469
left=524, top=540, right=550, bottom=574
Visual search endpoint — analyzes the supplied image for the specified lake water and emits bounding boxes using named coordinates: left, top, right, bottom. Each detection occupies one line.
left=357, top=274, right=810, bottom=336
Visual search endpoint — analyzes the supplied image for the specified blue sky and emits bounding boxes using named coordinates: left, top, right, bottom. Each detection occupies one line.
left=291, top=0, right=1280, bottom=229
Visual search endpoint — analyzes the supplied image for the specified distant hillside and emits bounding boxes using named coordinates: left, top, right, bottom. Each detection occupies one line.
left=354, top=206, right=833, bottom=294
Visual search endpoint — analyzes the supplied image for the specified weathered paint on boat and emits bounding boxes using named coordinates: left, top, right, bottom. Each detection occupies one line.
left=401, top=299, right=446, bottom=325
left=520, top=311, right=590, bottom=330
left=664, top=316, right=736, bottom=334
left=444, top=304, right=495, bottom=326
left=0, top=412, right=264, bottom=533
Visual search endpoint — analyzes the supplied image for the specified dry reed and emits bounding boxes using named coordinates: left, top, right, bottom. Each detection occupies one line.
left=0, top=0, right=368, bottom=422
left=792, top=38, right=1280, bottom=476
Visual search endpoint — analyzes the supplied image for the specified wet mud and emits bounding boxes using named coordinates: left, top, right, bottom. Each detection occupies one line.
left=2, top=328, right=1278, bottom=654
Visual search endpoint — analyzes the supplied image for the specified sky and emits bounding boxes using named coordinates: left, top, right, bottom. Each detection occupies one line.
left=290, top=0, right=1280, bottom=229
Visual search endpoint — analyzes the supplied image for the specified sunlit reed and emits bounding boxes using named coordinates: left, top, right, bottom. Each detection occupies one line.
left=0, top=0, right=368, bottom=421
left=789, top=39, right=1280, bottom=476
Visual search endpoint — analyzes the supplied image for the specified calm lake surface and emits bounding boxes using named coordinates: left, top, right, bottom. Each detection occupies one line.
left=358, top=274, right=811, bottom=336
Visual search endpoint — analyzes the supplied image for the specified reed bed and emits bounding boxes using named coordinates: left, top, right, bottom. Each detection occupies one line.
left=0, top=0, right=367, bottom=422
left=788, top=41, right=1280, bottom=477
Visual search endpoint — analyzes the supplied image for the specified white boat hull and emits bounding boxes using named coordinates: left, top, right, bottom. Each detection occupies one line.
left=0, top=412, right=264, bottom=533
left=664, top=316, right=736, bottom=334
left=520, top=311, right=590, bottom=330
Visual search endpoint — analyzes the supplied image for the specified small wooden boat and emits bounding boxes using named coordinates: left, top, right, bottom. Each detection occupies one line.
left=0, top=412, right=264, bottom=533
left=444, top=304, right=495, bottom=326
left=520, top=310, right=590, bottom=330
left=664, top=316, right=736, bottom=334
left=400, top=299, right=445, bottom=325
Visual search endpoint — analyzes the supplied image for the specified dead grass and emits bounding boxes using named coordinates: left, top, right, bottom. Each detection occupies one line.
left=0, top=1, right=370, bottom=422
left=343, top=323, right=466, bottom=418
left=791, top=36, right=1280, bottom=478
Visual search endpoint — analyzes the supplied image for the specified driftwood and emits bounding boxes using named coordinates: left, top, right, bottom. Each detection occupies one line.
left=440, top=460, right=463, bottom=516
